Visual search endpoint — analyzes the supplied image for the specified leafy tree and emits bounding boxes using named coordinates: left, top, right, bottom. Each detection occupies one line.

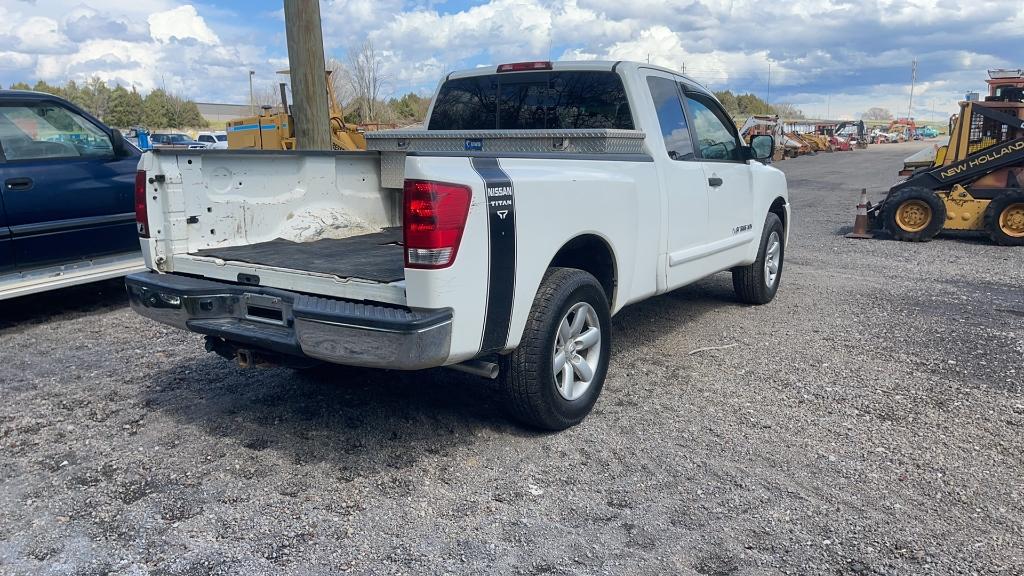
left=9, top=81, right=32, bottom=90
left=107, top=85, right=145, bottom=127
left=79, top=76, right=113, bottom=119
left=713, top=90, right=803, bottom=120
left=142, top=88, right=207, bottom=128
left=862, top=107, right=893, bottom=121
left=62, top=80, right=88, bottom=109
left=715, top=90, right=738, bottom=115
left=32, top=80, right=61, bottom=96
left=143, top=88, right=174, bottom=127
left=175, top=100, right=208, bottom=128
left=390, top=92, right=430, bottom=123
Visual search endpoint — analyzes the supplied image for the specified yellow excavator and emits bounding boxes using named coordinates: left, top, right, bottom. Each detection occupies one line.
left=868, top=81, right=1024, bottom=245
left=226, top=71, right=367, bottom=151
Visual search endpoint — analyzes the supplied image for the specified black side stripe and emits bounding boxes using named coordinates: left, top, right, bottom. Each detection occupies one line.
left=470, top=157, right=517, bottom=353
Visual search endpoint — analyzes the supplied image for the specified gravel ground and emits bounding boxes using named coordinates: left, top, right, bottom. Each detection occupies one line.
left=1, top=142, right=1022, bottom=575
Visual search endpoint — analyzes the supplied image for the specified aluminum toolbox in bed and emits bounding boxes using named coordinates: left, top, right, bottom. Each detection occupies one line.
left=364, top=129, right=649, bottom=188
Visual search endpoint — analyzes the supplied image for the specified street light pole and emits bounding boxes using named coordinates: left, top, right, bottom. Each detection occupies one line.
left=248, top=70, right=255, bottom=115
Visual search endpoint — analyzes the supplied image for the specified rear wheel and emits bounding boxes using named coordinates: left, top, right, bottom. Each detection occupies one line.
left=984, top=193, right=1024, bottom=246
left=881, top=187, right=946, bottom=242
left=500, top=268, right=611, bottom=431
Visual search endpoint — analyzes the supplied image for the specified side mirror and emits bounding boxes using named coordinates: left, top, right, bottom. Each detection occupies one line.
left=749, top=134, right=774, bottom=161
left=110, top=128, right=127, bottom=157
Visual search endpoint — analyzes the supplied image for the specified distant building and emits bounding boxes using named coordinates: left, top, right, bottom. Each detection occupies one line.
left=195, top=102, right=253, bottom=124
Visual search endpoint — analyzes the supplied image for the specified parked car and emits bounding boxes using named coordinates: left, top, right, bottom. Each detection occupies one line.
left=0, top=90, right=144, bottom=299
left=127, top=60, right=790, bottom=430
left=149, top=133, right=206, bottom=149
left=196, top=131, right=228, bottom=149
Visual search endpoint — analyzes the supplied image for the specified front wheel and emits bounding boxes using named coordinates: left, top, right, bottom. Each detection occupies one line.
left=500, top=268, right=611, bottom=431
left=732, top=212, right=785, bottom=305
left=881, top=187, right=945, bottom=242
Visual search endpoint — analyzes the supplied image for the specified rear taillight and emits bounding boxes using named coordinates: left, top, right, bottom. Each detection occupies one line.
left=403, top=180, right=471, bottom=269
left=496, top=61, right=553, bottom=73
left=134, top=170, right=149, bottom=238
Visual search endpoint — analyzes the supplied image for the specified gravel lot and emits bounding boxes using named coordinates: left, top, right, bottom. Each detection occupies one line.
left=1, top=142, right=1022, bottom=575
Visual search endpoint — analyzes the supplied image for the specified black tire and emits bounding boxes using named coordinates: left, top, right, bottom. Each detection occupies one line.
left=500, top=267, right=611, bottom=431
left=983, top=192, right=1024, bottom=246
left=732, top=212, right=784, bottom=305
left=881, top=187, right=945, bottom=242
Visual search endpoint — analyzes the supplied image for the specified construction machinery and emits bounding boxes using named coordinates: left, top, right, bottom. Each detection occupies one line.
left=987, top=69, right=1024, bottom=101
left=227, top=71, right=367, bottom=151
left=814, top=124, right=853, bottom=151
left=836, top=120, right=868, bottom=149
left=885, top=118, right=918, bottom=142
left=738, top=115, right=785, bottom=159
left=868, top=85, right=1024, bottom=245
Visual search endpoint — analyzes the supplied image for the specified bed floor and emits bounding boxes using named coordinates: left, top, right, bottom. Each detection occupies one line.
left=192, top=228, right=404, bottom=283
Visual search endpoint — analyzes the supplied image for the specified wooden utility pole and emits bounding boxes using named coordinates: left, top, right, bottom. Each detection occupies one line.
left=283, top=0, right=331, bottom=150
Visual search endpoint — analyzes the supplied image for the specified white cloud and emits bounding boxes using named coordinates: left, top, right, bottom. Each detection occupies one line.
left=0, top=0, right=1021, bottom=119
left=148, top=5, right=220, bottom=45
left=2, top=16, right=76, bottom=55
left=0, top=52, right=36, bottom=72
left=63, top=6, right=150, bottom=43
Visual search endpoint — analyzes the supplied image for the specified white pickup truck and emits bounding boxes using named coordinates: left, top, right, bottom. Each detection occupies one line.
left=127, top=61, right=789, bottom=430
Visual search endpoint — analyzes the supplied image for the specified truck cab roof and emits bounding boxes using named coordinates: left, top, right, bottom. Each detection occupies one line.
left=445, top=60, right=716, bottom=99
left=0, top=90, right=64, bottom=100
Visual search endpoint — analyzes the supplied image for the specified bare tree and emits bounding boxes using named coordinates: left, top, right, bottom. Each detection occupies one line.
left=253, top=82, right=284, bottom=111
left=326, top=57, right=354, bottom=111
left=862, top=107, right=893, bottom=121
left=771, top=103, right=805, bottom=120
left=347, top=40, right=387, bottom=122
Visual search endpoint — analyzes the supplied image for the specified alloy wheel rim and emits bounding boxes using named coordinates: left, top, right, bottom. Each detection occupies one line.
left=552, top=301, right=601, bottom=401
left=764, top=231, right=781, bottom=288
left=895, top=199, right=932, bottom=233
left=999, top=203, right=1024, bottom=238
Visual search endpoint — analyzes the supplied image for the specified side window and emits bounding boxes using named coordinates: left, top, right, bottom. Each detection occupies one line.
left=646, top=76, right=694, bottom=160
left=0, top=103, right=112, bottom=161
left=684, top=94, right=741, bottom=161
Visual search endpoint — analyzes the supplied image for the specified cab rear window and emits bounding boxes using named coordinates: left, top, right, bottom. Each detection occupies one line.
left=428, top=71, right=634, bottom=130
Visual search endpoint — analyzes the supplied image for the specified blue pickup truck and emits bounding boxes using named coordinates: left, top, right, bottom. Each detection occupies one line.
left=0, top=90, right=144, bottom=299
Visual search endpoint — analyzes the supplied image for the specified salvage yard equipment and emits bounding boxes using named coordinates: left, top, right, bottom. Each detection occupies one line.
left=227, top=71, right=368, bottom=151
left=738, top=115, right=784, bottom=160
left=836, top=120, right=868, bottom=149
left=868, top=94, right=1024, bottom=245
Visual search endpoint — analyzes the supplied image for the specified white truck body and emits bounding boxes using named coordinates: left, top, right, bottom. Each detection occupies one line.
left=128, top=61, right=789, bottom=426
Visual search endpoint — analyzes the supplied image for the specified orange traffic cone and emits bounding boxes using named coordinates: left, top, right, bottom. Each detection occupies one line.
left=845, top=188, right=874, bottom=239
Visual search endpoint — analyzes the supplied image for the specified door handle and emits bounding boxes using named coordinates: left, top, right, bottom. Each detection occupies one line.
left=708, top=176, right=723, bottom=188
left=4, top=177, right=33, bottom=191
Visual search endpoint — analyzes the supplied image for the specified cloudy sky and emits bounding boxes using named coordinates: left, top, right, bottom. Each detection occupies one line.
left=1, top=0, right=1021, bottom=120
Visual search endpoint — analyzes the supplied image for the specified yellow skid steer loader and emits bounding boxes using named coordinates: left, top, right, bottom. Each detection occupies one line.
left=868, top=97, right=1024, bottom=245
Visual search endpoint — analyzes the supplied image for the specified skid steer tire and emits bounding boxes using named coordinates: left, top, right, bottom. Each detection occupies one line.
left=881, top=187, right=946, bottom=242
left=500, top=268, right=611, bottom=431
left=984, top=192, right=1024, bottom=246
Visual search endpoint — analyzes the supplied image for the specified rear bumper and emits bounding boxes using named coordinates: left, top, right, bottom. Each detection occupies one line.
left=126, top=271, right=452, bottom=370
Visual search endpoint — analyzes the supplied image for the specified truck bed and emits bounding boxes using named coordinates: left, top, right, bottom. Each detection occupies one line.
left=192, top=228, right=404, bottom=283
